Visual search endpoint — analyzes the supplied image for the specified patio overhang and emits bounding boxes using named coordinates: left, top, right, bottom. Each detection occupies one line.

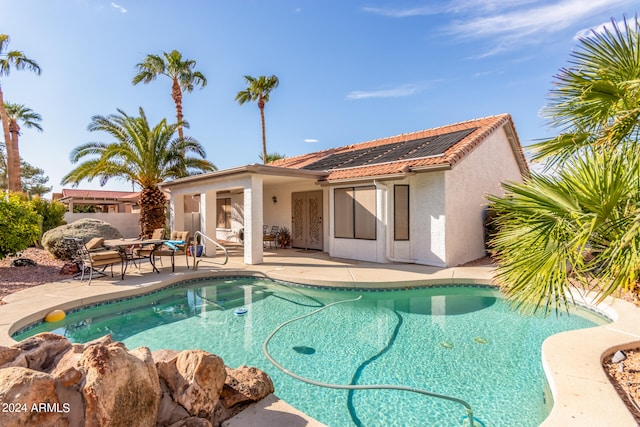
left=158, top=164, right=326, bottom=191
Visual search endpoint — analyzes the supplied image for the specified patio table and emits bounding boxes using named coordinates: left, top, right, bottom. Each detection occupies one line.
left=104, top=238, right=167, bottom=274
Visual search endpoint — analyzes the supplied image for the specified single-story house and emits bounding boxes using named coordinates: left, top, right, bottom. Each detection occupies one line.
left=54, top=189, right=141, bottom=213
left=159, top=114, right=528, bottom=266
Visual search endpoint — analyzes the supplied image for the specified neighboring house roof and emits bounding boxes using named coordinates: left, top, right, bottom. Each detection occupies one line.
left=55, top=188, right=140, bottom=202
left=270, top=113, right=528, bottom=182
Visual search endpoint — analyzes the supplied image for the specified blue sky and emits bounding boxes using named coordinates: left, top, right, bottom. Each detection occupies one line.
left=2, top=0, right=638, bottom=195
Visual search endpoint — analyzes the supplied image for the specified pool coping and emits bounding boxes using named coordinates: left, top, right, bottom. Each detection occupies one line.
left=1, top=260, right=639, bottom=426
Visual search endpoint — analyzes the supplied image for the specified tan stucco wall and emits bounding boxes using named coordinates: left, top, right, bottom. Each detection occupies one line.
left=63, top=213, right=140, bottom=238
left=444, top=127, right=525, bottom=266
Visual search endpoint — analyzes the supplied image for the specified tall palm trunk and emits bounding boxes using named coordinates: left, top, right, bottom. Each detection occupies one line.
left=258, top=96, right=267, bottom=164
left=8, top=119, right=20, bottom=192
left=171, top=77, right=184, bottom=142
left=0, top=84, right=19, bottom=192
left=138, top=186, right=167, bottom=238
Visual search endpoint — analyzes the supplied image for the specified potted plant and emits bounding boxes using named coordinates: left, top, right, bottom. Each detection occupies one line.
left=277, top=226, right=291, bottom=249
left=190, top=234, right=204, bottom=257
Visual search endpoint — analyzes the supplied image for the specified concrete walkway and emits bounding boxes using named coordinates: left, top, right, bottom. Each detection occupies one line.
left=1, top=248, right=639, bottom=426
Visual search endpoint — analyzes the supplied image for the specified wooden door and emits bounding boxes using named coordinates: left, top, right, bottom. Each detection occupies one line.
left=291, top=191, right=323, bottom=250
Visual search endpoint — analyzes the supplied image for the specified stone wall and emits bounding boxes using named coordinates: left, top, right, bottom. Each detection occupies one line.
left=0, top=333, right=274, bottom=427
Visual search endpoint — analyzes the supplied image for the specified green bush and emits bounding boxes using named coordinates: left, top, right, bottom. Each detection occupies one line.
left=0, top=193, right=40, bottom=259
left=30, top=196, right=67, bottom=234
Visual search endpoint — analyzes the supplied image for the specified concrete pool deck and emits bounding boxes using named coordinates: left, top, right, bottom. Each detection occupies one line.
left=1, top=248, right=639, bottom=426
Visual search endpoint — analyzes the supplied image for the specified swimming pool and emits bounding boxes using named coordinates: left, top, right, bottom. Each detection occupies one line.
left=14, top=277, right=607, bottom=426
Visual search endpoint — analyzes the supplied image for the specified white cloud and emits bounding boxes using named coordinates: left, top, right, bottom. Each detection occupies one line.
left=346, top=84, right=421, bottom=100
left=364, top=0, right=636, bottom=56
left=111, top=2, right=127, bottom=13
left=361, top=5, right=443, bottom=18
left=304, top=138, right=319, bottom=143
left=449, top=0, right=631, bottom=39
left=574, top=16, right=639, bottom=40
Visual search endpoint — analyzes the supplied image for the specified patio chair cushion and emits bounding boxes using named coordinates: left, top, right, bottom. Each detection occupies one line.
left=85, top=237, right=105, bottom=250
left=151, top=228, right=166, bottom=240
left=90, top=250, right=122, bottom=262
left=170, top=231, right=190, bottom=242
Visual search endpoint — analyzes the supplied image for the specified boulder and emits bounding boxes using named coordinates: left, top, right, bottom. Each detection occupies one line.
left=42, top=219, right=123, bottom=260
left=0, top=334, right=274, bottom=427
left=168, top=417, right=213, bottom=427
left=80, top=342, right=160, bottom=427
left=0, top=367, right=68, bottom=427
left=60, top=262, right=80, bottom=275
left=220, top=365, right=275, bottom=408
left=5, top=333, right=72, bottom=371
left=213, top=365, right=276, bottom=425
left=156, top=350, right=226, bottom=418
left=0, top=346, right=21, bottom=367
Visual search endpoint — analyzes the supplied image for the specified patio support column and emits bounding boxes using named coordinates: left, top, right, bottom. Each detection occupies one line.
left=244, top=175, right=263, bottom=265
left=170, top=193, right=185, bottom=233
left=200, top=190, right=217, bottom=239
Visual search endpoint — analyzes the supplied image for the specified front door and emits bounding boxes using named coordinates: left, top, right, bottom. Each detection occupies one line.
left=291, top=191, right=323, bottom=250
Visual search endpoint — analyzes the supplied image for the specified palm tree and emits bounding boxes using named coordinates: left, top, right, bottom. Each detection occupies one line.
left=260, top=152, right=286, bottom=163
left=132, top=50, right=207, bottom=142
left=0, top=34, right=41, bottom=192
left=530, top=17, right=640, bottom=166
left=62, top=107, right=216, bottom=237
left=489, top=148, right=640, bottom=315
left=489, top=17, right=640, bottom=315
left=4, top=103, right=43, bottom=191
left=235, top=75, right=279, bottom=164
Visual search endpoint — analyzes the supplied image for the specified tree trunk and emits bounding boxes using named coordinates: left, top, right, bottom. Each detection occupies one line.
left=138, top=186, right=167, bottom=238
left=8, top=119, right=21, bottom=192
left=259, top=96, right=267, bottom=164
left=172, top=77, right=184, bottom=142
left=0, top=84, right=19, bottom=192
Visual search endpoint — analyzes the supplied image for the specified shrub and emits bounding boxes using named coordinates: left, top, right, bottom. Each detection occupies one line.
left=30, top=196, right=67, bottom=234
left=0, top=194, right=41, bottom=259
left=42, top=218, right=123, bottom=260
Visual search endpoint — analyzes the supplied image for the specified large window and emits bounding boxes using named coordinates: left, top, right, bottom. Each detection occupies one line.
left=216, top=198, right=231, bottom=229
left=394, top=185, right=409, bottom=240
left=334, top=186, right=376, bottom=240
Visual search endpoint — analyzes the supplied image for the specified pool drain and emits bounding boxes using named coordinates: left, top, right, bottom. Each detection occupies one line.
left=234, top=307, right=248, bottom=315
left=293, top=346, right=316, bottom=355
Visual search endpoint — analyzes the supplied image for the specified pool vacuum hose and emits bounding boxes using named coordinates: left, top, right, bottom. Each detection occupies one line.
left=262, top=295, right=485, bottom=427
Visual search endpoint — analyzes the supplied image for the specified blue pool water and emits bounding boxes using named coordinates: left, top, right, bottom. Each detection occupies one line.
left=14, top=277, right=606, bottom=426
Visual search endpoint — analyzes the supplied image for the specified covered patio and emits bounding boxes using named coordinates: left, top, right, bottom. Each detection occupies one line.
left=159, top=164, right=326, bottom=265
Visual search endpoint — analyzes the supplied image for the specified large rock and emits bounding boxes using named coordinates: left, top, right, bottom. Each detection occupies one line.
left=42, top=219, right=123, bottom=260
left=156, top=350, right=226, bottom=418
left=219, top=365, right=275, bottom=408
left=0, top=367, right=68, bottom=427
left=169, top=417, right=214, bottom=427
left=1, top=333, right=72, bottom=371
left=213, top=365, right=276, bottom=425
left=0, top=334, right=274, bottom=427
left=80, top=342, right=160, bottom=427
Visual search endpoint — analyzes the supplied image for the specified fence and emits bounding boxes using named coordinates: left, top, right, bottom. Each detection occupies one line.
left=64, top=213, right=140, bottom=238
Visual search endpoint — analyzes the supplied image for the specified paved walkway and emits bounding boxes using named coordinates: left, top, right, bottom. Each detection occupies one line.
left=1, top=248, right=639, bottom=426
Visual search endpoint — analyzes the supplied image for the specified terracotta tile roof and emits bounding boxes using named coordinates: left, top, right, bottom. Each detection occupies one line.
left=60, top=188, right=140, bottom=200
left=270, top=114, right=528, bottom=181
